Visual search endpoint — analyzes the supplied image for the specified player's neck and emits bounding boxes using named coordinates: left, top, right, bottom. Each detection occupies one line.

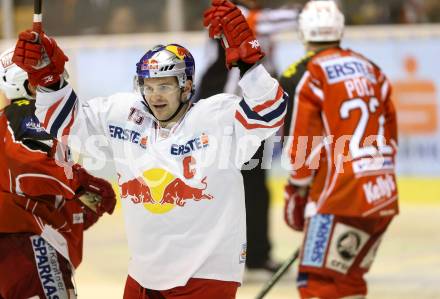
left=306, top=42, right=340, bottom=52
left=159, top=102, right=190, bottom=129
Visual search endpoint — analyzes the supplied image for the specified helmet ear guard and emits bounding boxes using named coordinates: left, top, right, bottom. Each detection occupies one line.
left=298, top=1, right=345, bottom=43
left=135, top=44, right=195, bottom=103
left=0, top=48, right=34, bottom=101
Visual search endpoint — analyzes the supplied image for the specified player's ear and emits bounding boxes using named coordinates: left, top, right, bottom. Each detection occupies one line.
left=184, top=80, right=192, bottom=93
left=25, top=80, right=37, bottom=97
left=182, top=80, right=193, bottom=100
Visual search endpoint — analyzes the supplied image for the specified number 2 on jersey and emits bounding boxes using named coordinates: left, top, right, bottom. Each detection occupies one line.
left=340, top=97, right=393, bottom=159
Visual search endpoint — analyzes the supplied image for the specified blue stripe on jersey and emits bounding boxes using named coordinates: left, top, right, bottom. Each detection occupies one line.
left=239, top=94, right=287, bottom=123
left=50, top=90, right=77, bottom=137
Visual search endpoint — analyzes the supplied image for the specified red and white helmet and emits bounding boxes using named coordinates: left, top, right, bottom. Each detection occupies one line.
left=299, top=0, right=345, bottom=43
left=0, top=48, right=33, bottom=100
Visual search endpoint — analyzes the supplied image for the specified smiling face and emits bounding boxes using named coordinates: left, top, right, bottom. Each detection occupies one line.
left=142, top=76, right=192, bottom=126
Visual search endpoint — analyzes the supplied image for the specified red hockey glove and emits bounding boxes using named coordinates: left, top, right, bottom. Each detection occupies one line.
left=203, top=0, right=265, bottom=69
left=284, top=183, right=308, bottom=232
left=13, top=195, right=70, bottom=232
left=73, top=164, right=116, bottom=217
left=12, top=30, right=68, bottom=86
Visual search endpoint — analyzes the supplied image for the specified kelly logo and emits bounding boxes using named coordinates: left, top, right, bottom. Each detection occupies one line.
left=362, top=174, right=396, bottom=204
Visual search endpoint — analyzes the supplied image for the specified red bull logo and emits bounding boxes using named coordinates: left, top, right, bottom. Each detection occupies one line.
left=118, top=169, right=213, bottom=214
left=119, top=176, right=154, bottom=204
left=165, top=45, right=188, bottom=60
left=161, top=177, right=213, bottom=207
left=141, top=59, right=159, bottom=71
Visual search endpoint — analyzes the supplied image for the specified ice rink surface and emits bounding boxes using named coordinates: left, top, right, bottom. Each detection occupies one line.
left=75, top=180, right=440, bottom=299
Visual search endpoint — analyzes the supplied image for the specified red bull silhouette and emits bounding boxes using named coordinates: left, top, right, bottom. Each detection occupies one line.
left=119, top=174, right=154, bottom=204
left=161, top=177, right=213, bottom=206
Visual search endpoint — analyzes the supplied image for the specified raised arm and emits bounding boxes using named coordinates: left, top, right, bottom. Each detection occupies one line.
left=203, top=0, right=288, bottom=165
left=12, top=30, right=112, bottom=158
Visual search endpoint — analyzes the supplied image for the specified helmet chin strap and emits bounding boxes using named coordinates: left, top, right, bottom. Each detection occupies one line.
left=158, top=101, right=187, bottom=123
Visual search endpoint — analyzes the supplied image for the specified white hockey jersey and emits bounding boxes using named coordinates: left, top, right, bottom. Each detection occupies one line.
left=35, top=65, right=287, bottom=290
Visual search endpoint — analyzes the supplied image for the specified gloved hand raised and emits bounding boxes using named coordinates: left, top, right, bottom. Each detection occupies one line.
left=12, top=30, right=68, bottom=86
left=203, top=0, right=265, bottom=69
left=73, top=164, right=116, bottom=217
left=284, top=183, right=308, bottom=231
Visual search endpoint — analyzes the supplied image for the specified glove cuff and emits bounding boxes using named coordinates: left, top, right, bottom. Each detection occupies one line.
left=236, top=61, right=254, bottom=77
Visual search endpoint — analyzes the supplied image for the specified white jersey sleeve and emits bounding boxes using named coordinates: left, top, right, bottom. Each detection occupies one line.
left=212, top=64, right=287, bottom=166
left=35, top=84, right=113, bottom=160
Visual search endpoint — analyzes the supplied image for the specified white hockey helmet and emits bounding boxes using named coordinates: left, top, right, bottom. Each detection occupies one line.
left=0, top=48, right=33, bottom=100
left=299, top=1, right=345, bottom=43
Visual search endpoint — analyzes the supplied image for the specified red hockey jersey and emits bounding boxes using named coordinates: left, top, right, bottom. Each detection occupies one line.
left=0, top=99, right=85, bottom=268
left=280, top=47, right=399, bottom=218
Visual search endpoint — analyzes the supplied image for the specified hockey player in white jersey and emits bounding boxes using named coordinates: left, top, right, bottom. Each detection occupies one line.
left=13, top=0, right=287, bottom=297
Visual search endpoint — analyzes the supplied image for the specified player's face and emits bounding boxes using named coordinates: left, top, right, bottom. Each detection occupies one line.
left=142, top=77, right=183, bottom=122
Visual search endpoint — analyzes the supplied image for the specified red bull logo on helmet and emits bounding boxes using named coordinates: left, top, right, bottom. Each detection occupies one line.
left=141, top=59, right=159, bottom=71
left=165, top=45, right=188, bottom=60
left=118, top=168, right=213, bottom=214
